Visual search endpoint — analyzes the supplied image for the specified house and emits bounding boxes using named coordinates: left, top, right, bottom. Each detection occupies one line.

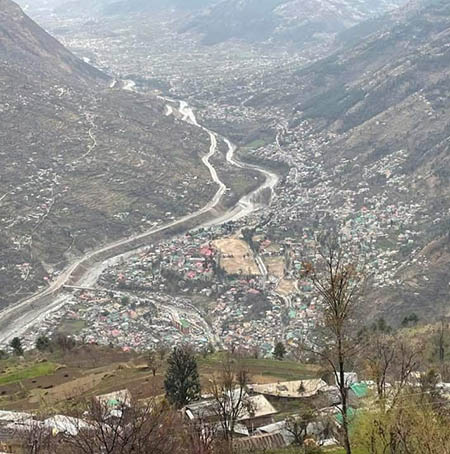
left=256, top=420, right=294, bottom=444
left=348, top=382, right=368, bottom=404
left=319, top=382, right=368, bottom=408
left=43, top=415, right=90, bottom=436
left=0, top=420, right=54, bottom=454
left=183, top=400, right=217, bottom=422
left=239, top=394, right=278, bottom=430
left=0, top=412, right=32, bottom=425
left=335, top=372, right=358, bottom=387
left=256, top=416, right=335, bottom=446
left=249, top=379, right=328, bottom=400
left=234, top=432, right=287, bottom=451
left=96, top=389, right=132, bottom=418
left=0, top=411, right=35, bottom=454
left=96, top=389, right=132, bottom=409
left=335, top=407, right=358, bottom=426
left=319, top=385, right=341, bottom=406
left=183, top=394, right=277, bottom=433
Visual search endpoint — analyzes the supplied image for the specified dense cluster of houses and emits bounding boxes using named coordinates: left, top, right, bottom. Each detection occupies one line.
left=181, top=373, right=371, bottom=451
left=253, top=116, right=433, bottom=293
left=15, top=205, right=323, bottom=354
left=21, top=287, right=214, bottom=352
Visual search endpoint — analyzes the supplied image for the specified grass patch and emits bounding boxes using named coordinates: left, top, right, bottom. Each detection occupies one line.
left=57, top=319, right=87, bottom=335
left=198, top=353, right=319, bottom=381
left=236, top=148, right=291, bottom=177
left=245, top=139, right=268, bottom=149
left=0, top=362, right=58, bottom=385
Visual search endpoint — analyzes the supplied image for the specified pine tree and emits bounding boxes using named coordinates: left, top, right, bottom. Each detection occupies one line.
left=273, top=341, right=287, bottom=360
left=35, top=335, right=51, bottom=352
left=164, top=346, right=200, bottom=408
left=10, top=337, right=23, bottom=356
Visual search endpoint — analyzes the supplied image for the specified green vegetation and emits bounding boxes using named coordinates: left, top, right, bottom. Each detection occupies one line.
left=273, top=341, right=287, bottom=360
left=198, top=353, right=320, bottom=381
left=35, top=335, right=51, bottom=352
left=351, top=402, right=450, bottom=453
left=57, top=319, right=87, bottom=335
left=0, top=361, right=58, bottom=385
left=164, top=346, right=201, bottom=408
left=10, top=337, right=23, bottom=356
left=401, top=313, right=419, bottom=327
left=245, top=139, right=268, bottom=149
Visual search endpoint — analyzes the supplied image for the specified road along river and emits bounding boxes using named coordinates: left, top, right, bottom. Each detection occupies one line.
left=0, top=99, right=279, bottom=346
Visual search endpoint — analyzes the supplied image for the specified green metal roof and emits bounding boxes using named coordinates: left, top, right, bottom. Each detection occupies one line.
left=335, top=407, right=357, bottom=425
left=350, top=382, right=368, bottom=398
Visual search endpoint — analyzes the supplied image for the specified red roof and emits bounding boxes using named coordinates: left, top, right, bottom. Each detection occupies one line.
left=200, top=246, right=214, bottom=256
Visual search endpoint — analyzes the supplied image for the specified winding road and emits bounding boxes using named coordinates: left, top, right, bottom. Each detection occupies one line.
left=0, top=98, right=278, bottom=346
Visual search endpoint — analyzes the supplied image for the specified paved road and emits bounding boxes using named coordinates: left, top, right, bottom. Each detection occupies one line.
left=0, top=99, right=278, bottom=346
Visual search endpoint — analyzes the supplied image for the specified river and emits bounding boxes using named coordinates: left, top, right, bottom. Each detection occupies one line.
left=0, top=97, right=278, bottom=347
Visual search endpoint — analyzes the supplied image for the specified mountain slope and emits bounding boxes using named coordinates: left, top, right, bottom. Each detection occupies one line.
left=184, top=0, right=408, bottom=45
left=0, top=0, right=216, bottom=310
left=0, top=0, right=106, bottom=83
left=39, top=0, right=217, bottom=16
left=256, top=0, right=450, bottom=323
left=102, top=0, right=216, bottom=15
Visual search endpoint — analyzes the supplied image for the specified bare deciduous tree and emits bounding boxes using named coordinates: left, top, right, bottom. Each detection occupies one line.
left=364, top=332, right=422, bottom=411
left=301, top=235, right=367, bottom=454
left=66, top=398, right=185, bottom=454
left=21, top=398, right=188, bottom=454
left=209, top=356, right=253, bottom=448
left=185, top=418, right=219, bottom=454
left=390, top=339, right=421, bottom=409
left=147, top=350, right=161, bottom=376
left=354, top=400, right=450, bottom=454
left=364, top=333, right=396, bottom=408
left=17, top=419, right=54, bottom=454
left=285, top=405, right=315, bottom=447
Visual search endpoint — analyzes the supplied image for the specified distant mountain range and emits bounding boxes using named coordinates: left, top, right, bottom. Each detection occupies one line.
left=183, top=0, right=408, bottom=45
left=22, top=0, right=407, bottom=47
left=22, top=0, right=217, bottom=16
left=102, top=0, right=216, bottom=14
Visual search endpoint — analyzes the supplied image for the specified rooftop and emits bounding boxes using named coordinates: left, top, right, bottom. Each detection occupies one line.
left=250, top=378, right=327, bottom=398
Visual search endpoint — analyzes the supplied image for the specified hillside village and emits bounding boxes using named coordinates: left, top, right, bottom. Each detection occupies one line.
left=14, top=156, right=431, bottom=355
left=0, top=378, right=355, bottom=452
left=18, top=218, right=318, bottom=354
left=1, top=334, right=450, bottom=454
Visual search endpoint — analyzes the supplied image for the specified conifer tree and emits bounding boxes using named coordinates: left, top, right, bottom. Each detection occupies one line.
left=35, top=335, right=51, bottom=352
left=273, top=341, right=287, bottom=360
left=10, top=337, right=23, bottom=356
left=164, top=346, right=201, bottom=408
